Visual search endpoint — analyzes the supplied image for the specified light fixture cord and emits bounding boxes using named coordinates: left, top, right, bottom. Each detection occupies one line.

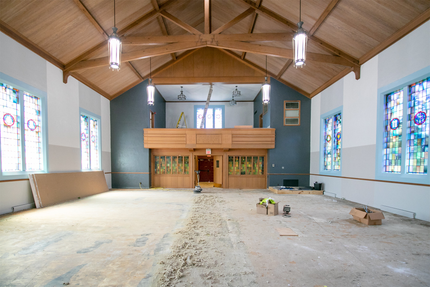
left=150, top=57, right=152, bottom=79
left=266, top=55, right=268, bottom=78
left=299, top=0, right=301, bottom=23
left=114, top=0, right=116, bottom=27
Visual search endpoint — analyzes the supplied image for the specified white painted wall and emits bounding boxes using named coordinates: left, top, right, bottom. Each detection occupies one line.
left=165, top=102, right=254, bottom=128
left=0, top=32, right=111, bottom=215
left=310, top=20, right=430, bottom=221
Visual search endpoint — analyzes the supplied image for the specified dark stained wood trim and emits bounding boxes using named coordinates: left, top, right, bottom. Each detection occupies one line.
left=73, top=0, right=109, bottom=39
left=0, top=20, right=64, bottom=70
left=359, top=7, right=430, bottom=65
left=309, top=67, right=352, bottom=98
left=69, top=72, right=112, bottom=99
left=0, top=178, right=29, bottom=183
left=309, top=0, right=340, bottom=36
left=310, top=174, right=430, bottom=187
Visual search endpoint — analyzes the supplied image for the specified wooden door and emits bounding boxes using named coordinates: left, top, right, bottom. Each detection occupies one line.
left=198, top=157, right=214, bottom=182
left=213, top=155, right=222, bottom=187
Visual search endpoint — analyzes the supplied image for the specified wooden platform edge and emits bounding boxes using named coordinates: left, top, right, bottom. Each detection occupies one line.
left=268, top=186, right=324, bottom=195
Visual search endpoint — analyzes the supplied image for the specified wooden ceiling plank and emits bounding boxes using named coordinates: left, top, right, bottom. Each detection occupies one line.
left=127, top=62, right=144, bottom=80
left=309, top=67, right=352, bottom=98
left=359, top=7, right=430, bottom=65
left=72, top=0, right=109, bottom=40
left=205, top=0, right=211, bottom=34
left=122, top=33, right=292, bottom=45
left=153, top=76, right=266, bottom=85
left=160, top=11, right=202, bottom=35
left=70, top=72, right=111, bottom=99
left=64, top=0, right=178, bottom=71
left=219, top=49, right=310, bottom=98
left=309, top=0, right=341, bottom=36
left=0, top=20, right=64, bottom=70
left=70, top=42, right=206, bottom=71
left=211, top=8, right=254, bottom=35
left=238, top=0, right=359, bottom=66
left=151, top=0, right=177, bottom=61
left=277, top=59, right=293, bottom=79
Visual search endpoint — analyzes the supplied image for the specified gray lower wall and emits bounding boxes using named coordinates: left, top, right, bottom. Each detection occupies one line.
left=0, top=181, right=33, bottom=215
left=110, top=80, right=165, bottom=188
left=48, top=145, right=80, bottom=171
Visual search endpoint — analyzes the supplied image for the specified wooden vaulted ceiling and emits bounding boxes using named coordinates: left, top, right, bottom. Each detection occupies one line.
left=0, top=0, right=429, bottom=100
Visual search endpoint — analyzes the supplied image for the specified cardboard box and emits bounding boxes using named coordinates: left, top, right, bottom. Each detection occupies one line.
left=268, top=202, right=279, bottom=216
left=349, top=208, right=385, bottom=225
left=256, top=203, right=267, bottom=215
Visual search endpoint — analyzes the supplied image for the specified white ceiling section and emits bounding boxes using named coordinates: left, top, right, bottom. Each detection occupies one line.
left=156, top=84, right=263, bottom=102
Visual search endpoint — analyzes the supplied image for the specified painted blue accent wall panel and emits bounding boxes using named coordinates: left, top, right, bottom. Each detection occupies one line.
left=110, top=80, right=165, bottom=188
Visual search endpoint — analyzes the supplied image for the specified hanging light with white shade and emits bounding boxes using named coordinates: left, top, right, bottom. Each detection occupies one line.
left=147, top=57, right=155, bottom=106
left=292, top=0, right=308, bottom=68
left=108, top=0, right=121, bottom=70
left=262, top=56, right=270, bottom=104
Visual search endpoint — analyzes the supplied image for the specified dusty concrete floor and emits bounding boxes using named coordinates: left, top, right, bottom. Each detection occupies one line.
left=0, top=188, right=429, bottom=287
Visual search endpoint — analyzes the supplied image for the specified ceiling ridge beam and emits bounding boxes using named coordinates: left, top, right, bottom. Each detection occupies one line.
left=73, top=0, right=109, bottom=39
left=276, top=59, right=293, bottom=79
left=109, top=48, right=200, bottom=100
left=309, top=0, right=340, bottom=36
left=160, top=11, right=202, bottom=35
left=205, top=0, right=211, bottom=34
left=218, top=49, right=310, bottom=98
left=359, top=7, right=430, bottom=65
left=70, top=42, right=206, bottom=72
left=211, top=8, right=254, bottom=35
left=0, top=20, right=64, bottom=70
left=238, top=0, right=359, bottom=65
left=64, top=0, right=178, bottom=71
left=151, top=0, right=177, bottom=60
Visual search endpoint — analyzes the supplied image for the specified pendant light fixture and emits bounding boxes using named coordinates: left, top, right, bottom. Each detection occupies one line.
left=177, top=86, right=186, bottom=100
left=229, top=95, right=237, bottom=106
left=293, top=0, right=308, bottom=68
left=108, top=0, right=121, bottom=70
left=232, top=86, right=241, bottom=97
left=262, top=56, right=270, bottom=104
left=147, top=57, right=155, bottom=106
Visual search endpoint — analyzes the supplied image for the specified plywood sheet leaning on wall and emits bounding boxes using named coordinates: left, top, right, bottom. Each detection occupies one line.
left=28, top=171, right=109, bottom=208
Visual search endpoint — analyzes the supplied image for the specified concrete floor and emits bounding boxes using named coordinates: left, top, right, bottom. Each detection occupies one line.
left=0, top=188, right=429, bottom=287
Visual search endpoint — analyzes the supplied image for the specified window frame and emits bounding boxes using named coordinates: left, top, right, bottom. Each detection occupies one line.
left=0, top=72, right=48, bottom=180
left=283, top=100, right=301, bottom=126
left=79, top=108, right=102, bottom=171
left=194, top=105, right=225, bottom=129
left=319, top=106, right=343, bottom=176
left=376, top=67, right=430, bottom=185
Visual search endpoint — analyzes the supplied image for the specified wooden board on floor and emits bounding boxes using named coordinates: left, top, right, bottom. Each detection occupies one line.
left=269, top=186, right=324, bottom=195
left=276, top=228, right=298, bottom=236
left=29, top=171, right=108, bottom=208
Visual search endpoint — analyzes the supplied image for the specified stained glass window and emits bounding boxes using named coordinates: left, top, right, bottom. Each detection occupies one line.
left=195, top=106, right=224, bottom=129
left=206, top=108, right=213, bottom=129
left=406, top=78, right=429, bottom=175
left=323, top=112, right=342, bottom=172
left=323, top=117, right=333, bottom=170
left=23, top=92, right=43, bottom=171
left=196, top=108, right=204, bottom=129
left=1, top=83, right=21, bottom=172
left=154, top=155, right=189, bottom=174
left=333, top=114, right=342, bottom=171
left=227, top=156, right=265, bottom=175
left=383, top=90, right=403, bottom=173
left=80, top=114, right=100, bottom=170
left=215, top=108, right=222, bottom=128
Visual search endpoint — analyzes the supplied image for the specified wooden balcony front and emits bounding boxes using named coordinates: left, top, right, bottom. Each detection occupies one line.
left=143, top=128, right=275, bottom=150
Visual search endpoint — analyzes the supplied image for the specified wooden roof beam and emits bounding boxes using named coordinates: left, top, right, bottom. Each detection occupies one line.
left=238, top=0, right=359, bottom=66
left=276, top=59, right=293, bottom=79
left=151, top=0, right=176, bottom=60
left=160, top=11, right=202, bottom=35
left=72, top=0, right=109, bottom=40
left=211, top=8, right=254, bottom=35
left=309, top=0, right=340, bottom=36
left=205, top=0, right=211, bottom=34
left=122, top=33, right=292, bottom=45
left=219, top=49, right=310, bottom=98
left=241, top=5, right=260, bottom=60
left=64, top=0, right=178, bottom=71
left=69, top=42, right=206, bottom=71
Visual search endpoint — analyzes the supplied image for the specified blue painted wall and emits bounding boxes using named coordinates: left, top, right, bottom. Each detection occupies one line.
left=253, top=90, right=270, bottom=128
left=110, top=80, right=165, bottom=188
left=267, top=78, right=311, bottom=187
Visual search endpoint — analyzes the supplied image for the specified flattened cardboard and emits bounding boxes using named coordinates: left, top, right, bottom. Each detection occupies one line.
left=29, top=171, right=108, bottom=208
left=350, top=208, right=384, bottom=225
left=276, top=228, right=298, bottom=236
